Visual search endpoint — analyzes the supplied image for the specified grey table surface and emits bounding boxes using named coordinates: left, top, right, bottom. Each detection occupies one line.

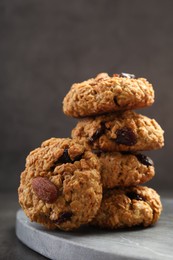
left=0, top=192, right=47, bottom=260
left=1, top=191, right=173, bottom=260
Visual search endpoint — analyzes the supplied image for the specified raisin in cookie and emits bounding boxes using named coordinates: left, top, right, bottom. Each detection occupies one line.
left=63, top=72, right=154, bottom=118
left=72, top=110, right=164, bottom=152
left=91, top=186, right=162, bottom=229
left=18, top=138, right=102, bottom=231
left=95, top=151, right=155, bottom=188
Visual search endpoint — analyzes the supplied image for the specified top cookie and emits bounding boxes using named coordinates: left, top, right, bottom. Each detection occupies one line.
left=63, top=72, right=154, bottom=117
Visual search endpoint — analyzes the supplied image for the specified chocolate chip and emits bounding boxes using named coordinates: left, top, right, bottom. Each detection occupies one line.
left=55, top=212, right=73, bottom=224
left=89, top=122, right=106, bottom=143
left=115, top=127, right=137, bottom=146
left=50, top=149, right=83, bottom=171
left=58, top=149, right=83, bottom=164
left=126, top=192, right=143, bottom=201
left=58, top=149, right=73, bottom=163
left=92, top=149, right=102, bottom=157
left=73, top=153, right=83, bottom=161
left=135, top=153, right=154, bottom=167
left=120, top=73, right=135, bottom=79
left=113, top=96, right=120, bottom=107
left=121, top=151, right=133, bottom=155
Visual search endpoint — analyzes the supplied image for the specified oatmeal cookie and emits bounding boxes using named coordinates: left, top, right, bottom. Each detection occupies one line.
left=91, top=186, right=162, bottom=229
left=95, top=151, right=155, bottom=188
left=63, top=72, right=154, bottom=117
left=72, top=110, right=164, bottom=152
left=18, top=138, right=102, bottom=231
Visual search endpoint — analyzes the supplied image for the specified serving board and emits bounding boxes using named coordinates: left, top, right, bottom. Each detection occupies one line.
left=16, top=198, right=173, bottom=260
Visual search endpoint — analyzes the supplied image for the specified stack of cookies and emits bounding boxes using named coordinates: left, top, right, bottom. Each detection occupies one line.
left=63, top=72, right=164, bottom=229
left=18, top=72, right=164, bottom=231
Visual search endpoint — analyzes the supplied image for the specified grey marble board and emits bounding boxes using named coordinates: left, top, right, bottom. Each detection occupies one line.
left=16, top=198, right=173, bottom=260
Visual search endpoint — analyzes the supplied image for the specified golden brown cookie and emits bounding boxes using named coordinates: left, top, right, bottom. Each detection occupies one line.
left=91, top=186, right=162, bottom=229
left=18, top=138, right=102, bottom=231
left=63, top=72, right=154, bottom=117
left=95, top=151, right=155, bottom=188
left=72, top=110, right=164, bottom=152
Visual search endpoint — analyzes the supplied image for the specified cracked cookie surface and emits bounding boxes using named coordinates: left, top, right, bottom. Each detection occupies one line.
left=91, top=186, right=162, bottom=229
left=72, top=110, right=164, bottom=152
left=63, top=72, right=154, bottom=117
left=96, top=151, right=155, bottom=188
left=18, top=138, right=102, bottom=231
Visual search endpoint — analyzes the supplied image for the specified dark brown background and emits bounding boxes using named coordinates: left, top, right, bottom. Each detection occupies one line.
left=1, top=0, right=172, bottom=192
